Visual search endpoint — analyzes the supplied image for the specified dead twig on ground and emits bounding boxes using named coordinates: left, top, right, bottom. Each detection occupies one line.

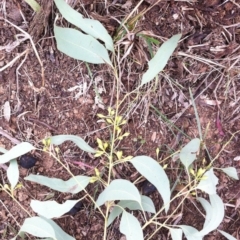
left=0, top=49, right=29, bottom=72
left=0, top=128, right=21, bottom=145
left=0, top=18, right=45, bottom=91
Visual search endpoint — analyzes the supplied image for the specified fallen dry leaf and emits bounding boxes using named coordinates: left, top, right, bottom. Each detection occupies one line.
left=151, top=131, right=157, bottom=142
left=233, top=156, right=240, bottom=161
left=3, top=101, right=11, bottom=122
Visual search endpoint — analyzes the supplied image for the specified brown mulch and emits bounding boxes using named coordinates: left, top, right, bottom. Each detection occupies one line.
left=1, top=0, right=240, bottom=239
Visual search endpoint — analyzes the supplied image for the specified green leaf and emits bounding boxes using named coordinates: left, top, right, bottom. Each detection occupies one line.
left=197, top=168, right=218, bottom=194
left=218, top=230, right=237, bottom=240
left=96, top=179, right=141, bottom=207
left=179, top=138, right=201, bottom=170
left=19, top=216, right=75, bottom=240
left=49, top=135, right=95, bottom=153
left=54, top=0, right=113, bottom=52
left=0, top=147, right=7, bottom=153
left=107, top=205, right=123, bottom=227
left=194, top=194, right=224, bottom=237
left=179, top=225, right=202, bottom=240
left=120, top=211, right=143, bottom=240
left=141, top=34, right=181, bottom=85
left=107, top=195, right=156, bottom=227
left=0, top=142, right=35, bottom=164
left=220, top=167, right=239, bottom=180
left=170, top=228, right=182, bottom=240
left=31, top=200, right=80, bottom=218
left=54, top=26, right=112, bottom=66
left=197, top=198, right=212, bottom=228
left=7, top=159, right=19, bottom=190
left=139, top=195, right=156, bottom=213
left=23, top=0, right=41, bottom=12
left=25, top=174, right=90, bottom=194
left=129, top=156, right=170, bottom=212
left=119, top=196, right=156, bottom=213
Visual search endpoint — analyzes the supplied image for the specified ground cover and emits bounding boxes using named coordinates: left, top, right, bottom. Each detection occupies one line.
left=0, top=0, right=240, bottom=239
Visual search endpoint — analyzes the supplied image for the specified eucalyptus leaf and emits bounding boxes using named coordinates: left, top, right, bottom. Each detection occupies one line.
left=129, top=156, right=170, bottom=212
left=141, top=34, right=181, bottom=85
left=0, top=147, right=7, bottom=153
left=107, top=195, right=156, bottom=226
left=31, top=200, right=80, bottom=218
left=107, top=205, right=123, bottom=227
left=7, top=159, right=19, bottom=190
left=19, top=216, right=75, bottom=240
left=54, top=0, right=113, bottom=51
left=197, top=168, right=218, bottom=195
left=140, top=195, right=156, bottom=213
left=25, top=174, right=90, bottom=194
left=218, top=230, right=237, bottom=240
left=220, top=167, right=239, bottom=180
left=0, top=142, right=35, bottom=164
left=179, top=225, right=202, bottom=240
left=54, top=26, right=112, bottom=66
left=120, top=211, right=143, bottom=240
left=194, top=194, right=224, bottom=237
left=179, top=138, right=201, bottom=170
left=170, top=228, right=182, bottom=240
left=96, top=179, right=141, bottom=207
left=119, top=195, right=156, bottom=213
left=197, top=197, right=211, bottom=228
left=49, top=135, right=95, bottom=153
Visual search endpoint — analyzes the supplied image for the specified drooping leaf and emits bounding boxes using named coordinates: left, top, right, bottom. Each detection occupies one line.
left=194, top=194, right=224, bottom=237
left=19, top=216, right=75, bottom=240
left=25, top=174, right=90, bottom=194
left=141, top=34, right=181, bottom=85
left=107, top=195, right=156, bottom=226
left=179, top=225, right=202, bottom=240
left=7, top=159, right=19, bottom=190
left=129, top=156, right=170, bottom=212
left=197, top=168, right=218, bottom=195
left=218, top=230, right=237, bottom=240
left=220, top=167, right=239, bottom=180
left=119, top=195, right=156, bottom=213
left=120, top=211, right=143, bottom=240
left=0, top=147, right=7, bottom=154
left=54, top=0, right=113, bottom=51
left=179, top=138, right=201, bottom=170
left=197, top=198, right=212, bottom=228
left=23, top=0, right=41, bottom=12
left=49, top=135, right=95, bottom=153
left=170, top=228, right=182, bottom=240
left=0, top=142, right=35, bottom=164
left=96, top=179, right=141, bottom=208
left=31, top=200, right=80, bottom=218
left=139, top=195, right=156, bottom=213
left=54, top=26, right=112, bottom=66
left=107, top=205, right=123, bottom=227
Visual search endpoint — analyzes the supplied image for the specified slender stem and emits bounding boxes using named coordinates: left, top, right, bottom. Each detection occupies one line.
left=142, top=179, right=195, bottom=230
left=104, top=50, right=121, bottom=239
left=146, top=194, right=188, bottom=240
left=0, top=185, right=32, bottom=217
left=47, top=150, right=105, bottom=218
left=103, top=203, right=111, bottom=240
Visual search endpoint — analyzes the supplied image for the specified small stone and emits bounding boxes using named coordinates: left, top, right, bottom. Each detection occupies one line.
left=19, top=155, right=38, bottom=169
